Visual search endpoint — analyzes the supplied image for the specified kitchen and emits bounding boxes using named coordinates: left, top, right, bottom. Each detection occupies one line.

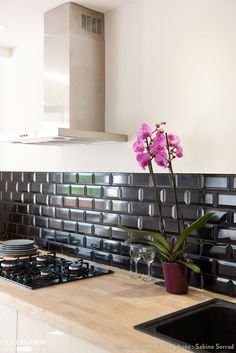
left=0, top=0, right=236, bottom=352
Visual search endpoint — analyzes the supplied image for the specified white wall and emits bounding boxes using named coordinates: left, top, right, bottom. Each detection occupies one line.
left=0, top=0, right=236, bottom=172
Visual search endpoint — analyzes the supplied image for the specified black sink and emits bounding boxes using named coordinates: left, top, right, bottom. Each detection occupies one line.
left=134, top=299, right=236, bottom=352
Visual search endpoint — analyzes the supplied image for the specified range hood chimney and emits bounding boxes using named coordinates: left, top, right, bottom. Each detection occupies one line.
left=1, top=3, right=127, bottom=144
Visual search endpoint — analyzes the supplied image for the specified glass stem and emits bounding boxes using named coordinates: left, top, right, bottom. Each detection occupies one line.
left=134, top=261, right=138, bottom=275
left=147, top=263, right=151, bottom=277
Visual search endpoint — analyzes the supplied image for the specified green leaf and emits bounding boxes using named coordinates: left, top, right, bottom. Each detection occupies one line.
left=177, top=260, right=201, bottom=273
left=157, top=252, right=173, bottom=262
left=173, top=240, right=214, bottom=260
left=172, top=213, right=214, bottom=254
left=125, top=237, right=172, bottom=257
left=120, top=226, right=171, bottom=251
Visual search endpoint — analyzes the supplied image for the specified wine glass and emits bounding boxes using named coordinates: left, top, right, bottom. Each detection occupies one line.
left=142, top=246, right=156, bottom=282
left=129, top=244, right=143, bottom=279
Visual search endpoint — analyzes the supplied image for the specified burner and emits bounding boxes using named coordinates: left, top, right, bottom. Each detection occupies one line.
left=68, top=259, right=83, bottom=272
left=36, top=253, right=56, bottom=264
left=40, top=268, right=54, bottom=277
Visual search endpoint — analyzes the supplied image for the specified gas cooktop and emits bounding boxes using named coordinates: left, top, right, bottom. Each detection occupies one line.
left=0, top=252, right=113, bottom=289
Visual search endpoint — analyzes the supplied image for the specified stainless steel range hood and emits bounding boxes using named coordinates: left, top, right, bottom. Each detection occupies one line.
left=2, top=3, right=127, bottom=145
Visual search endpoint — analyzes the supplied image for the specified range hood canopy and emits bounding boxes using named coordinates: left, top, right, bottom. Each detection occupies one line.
left=1, top=3, right=127, bottom=145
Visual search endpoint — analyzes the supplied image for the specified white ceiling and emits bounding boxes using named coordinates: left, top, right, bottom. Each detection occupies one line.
left=0, top=0, right=132, bottom=46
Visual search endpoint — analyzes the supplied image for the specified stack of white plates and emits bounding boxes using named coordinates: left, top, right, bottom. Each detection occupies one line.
left=0, top=239, right=38, bottom=257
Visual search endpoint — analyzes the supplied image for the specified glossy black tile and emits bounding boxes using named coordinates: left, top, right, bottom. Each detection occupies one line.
left=56, top=184, right=70, bottom=196
left=55, top=208, right=70, bottom=220
left=78, top=173, right=93, bottom=184
left=131, top=201, right=150, bottom=216
left=29, top=204, right=41, bottom=216
left=41, top=228, right=55, bottom=241
left=42, top=206, right=55, bottom=218
left=103, top=239, right=121, bottom=254
left=86, top=186, right=102, bottom=198
left=78, top=197, right=92, bottom=209
left=23, top=172, right=36, bottom=182
left=35, top=194, right=49, bottom=206
left=71, top=185, right=85, bottom=196
left=111, top=227, right=128, bottom=241
left=49, top=218, right=62, bottom=230
left=36, top=172, right=49, bottom=183
left=103, top=187, right=120, bottom=199
left=12, top=172, right=23, bottom=182
left=12, top=214, right=23, bottom=224
left=112, top=254, right=130, bottom=270
left=94, top=224, right=111, bottom=238
left=204, top=176, right=228, bottom=189
left=94, top=173, right=111, bottom=185
left=121, top=187, right=139, bottom=201
left=121, top=215, right=138, bottom=228
left=35, top=216, right=48, bottom=228
left=70, top=209, right=85, bottom=222
left=29, top=226, right=41, bottom=237
left=11, top=192, right=22, bottom=202
left=70, top=233, right=84, bottom=246
left=217, top=228, right=236, bottom=243
left=218, top=194, right=236, bottom=206
left=112, top=173, right=130, bottom=186
left=6, top=182, right=17, bottom=192
left=112, top=200, right=129, bottom=213
left=93, top=250, right=111, bottom=265
left=49, top=195, right=63, bottom=207
left=17, top=204, right=28, bottom=214
left=177, top=174, right=201, bottom=189
left=63, top=172, right=78, bottom=184
left=17, top=182, right=30, bottom=193
left=94, top=199, right=111, bottom=211
left=30, top=183, right=41, bottom=193
left=202, top=274, right=230, bottom=296
left=2, top=192, right=11, bottom=202
left=202, top=244, right=230, bottom=259
left=17, top=224, right=29, bottom=236
left=217, top=260, right=236, bottom=279
left=49, top=172, right=63, bottom=183
left=78, top=222, right=93, bottom=235
left=85, top=211, right=102, bottom=224
left=56, top=231, right=70, bottom=244
left=130, top=173, right=150, bottom=186
left=86, top=236, right=101, bottom=249
left=78, top=246, right=92, bottom=259
left=23, top=215, right=34, bottom=226
left=42, top=183, right=56, bottom=195
left=63, top=221, right=77, bottom=233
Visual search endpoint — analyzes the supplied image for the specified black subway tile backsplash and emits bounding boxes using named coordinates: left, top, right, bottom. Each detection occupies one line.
left=2, top=171, right=236, bottom=297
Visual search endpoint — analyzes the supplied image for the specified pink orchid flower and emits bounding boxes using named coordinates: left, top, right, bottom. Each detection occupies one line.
left=150, top=138, right=165, bottom=155
left=132, top=140, right=145, bottom=153
left=154, top=151, right=168, bottom=168
left=176, top=144, right=183, bottom=158
left=156, top=130, right=165, bottom=142
left=167, top=133, right=181, bottom=147
left=136, top=153, right=151, bottom=169
left=137, top=123, right=152, bottom=140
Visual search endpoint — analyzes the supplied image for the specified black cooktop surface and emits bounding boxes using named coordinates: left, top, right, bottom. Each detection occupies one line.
left=0, top=252, right=113, bottom=289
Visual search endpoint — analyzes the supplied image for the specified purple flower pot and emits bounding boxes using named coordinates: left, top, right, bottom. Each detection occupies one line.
left=162, top=262, right=191, bottom=294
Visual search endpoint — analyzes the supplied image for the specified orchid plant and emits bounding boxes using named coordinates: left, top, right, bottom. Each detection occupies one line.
left=123, top=122, right=214, bottom=273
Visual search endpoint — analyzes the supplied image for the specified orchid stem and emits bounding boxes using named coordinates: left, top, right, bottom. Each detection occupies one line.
left=165, top=133, right=185, bottom=233
left=148, top=161, right=165, bottom=236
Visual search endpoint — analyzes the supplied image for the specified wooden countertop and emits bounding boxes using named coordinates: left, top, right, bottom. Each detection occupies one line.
left=0, top=259, right=234, bottom=353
